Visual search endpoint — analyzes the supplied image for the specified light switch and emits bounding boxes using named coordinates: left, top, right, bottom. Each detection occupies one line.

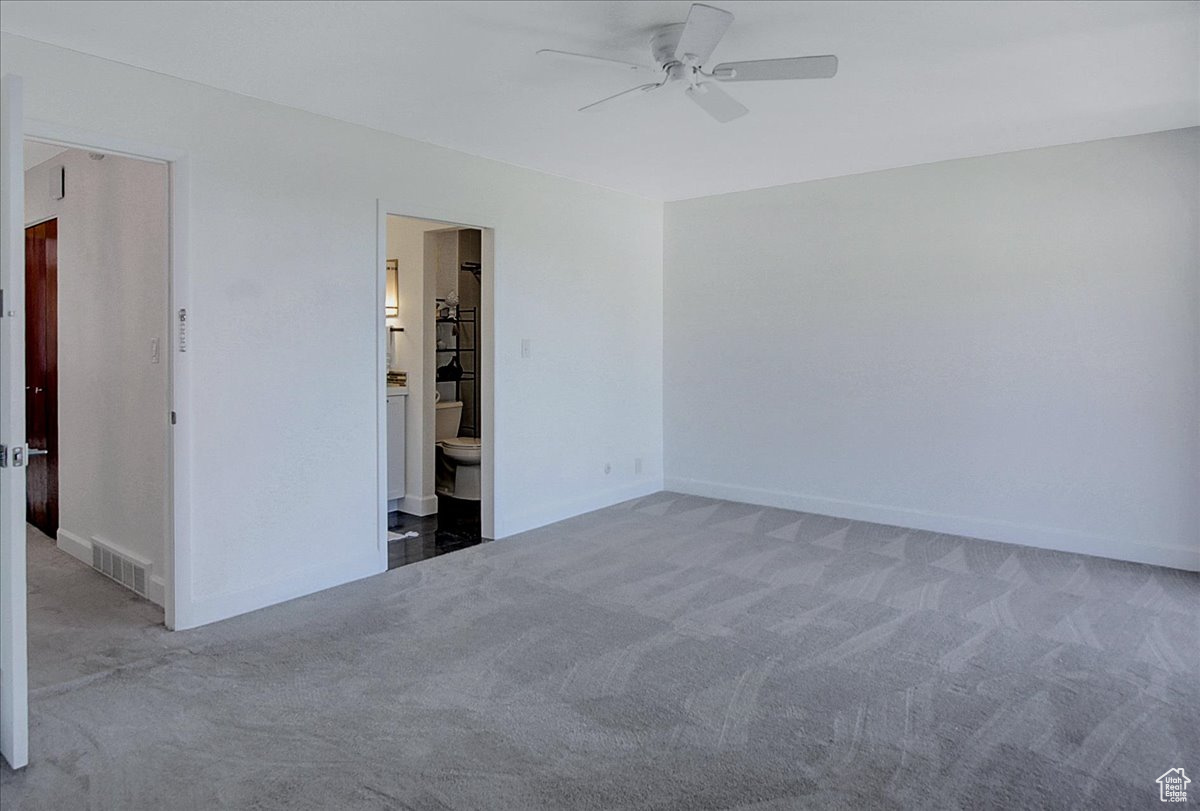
left=50, top=166, right=65, bottom=200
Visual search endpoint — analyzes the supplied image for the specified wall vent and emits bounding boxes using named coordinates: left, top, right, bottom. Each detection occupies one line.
left=90, top=539, right=149, bottom=598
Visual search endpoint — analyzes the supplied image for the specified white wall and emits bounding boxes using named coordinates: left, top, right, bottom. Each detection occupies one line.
left=432, top=228, right=462, bottom=407
left=24, top=148, right=169, bottom=602
left=434, top=229, right=458, bottom=302
left=665, top=128, right=1199, bottom=571
left=385, top=215, right=447, bottom=515
left=3, top=32, right=664, bottom=628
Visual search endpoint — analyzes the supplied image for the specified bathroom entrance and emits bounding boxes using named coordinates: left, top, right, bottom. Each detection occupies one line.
left=380, top=212, right=493, bottom=568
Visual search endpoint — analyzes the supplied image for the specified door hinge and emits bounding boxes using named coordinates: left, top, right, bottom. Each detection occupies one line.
left=170, top=411, right=177, bottom=425
left=177, top=308, right=187, bottom=352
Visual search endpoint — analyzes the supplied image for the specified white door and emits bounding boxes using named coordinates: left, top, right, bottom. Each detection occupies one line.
left=0, top=73, right=29, bottom=770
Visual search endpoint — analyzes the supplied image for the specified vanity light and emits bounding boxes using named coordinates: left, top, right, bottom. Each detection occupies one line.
left=385, top=260, right=400, bottom=319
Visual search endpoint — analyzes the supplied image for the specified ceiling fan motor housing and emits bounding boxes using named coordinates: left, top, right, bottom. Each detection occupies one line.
left=651, top=23, right=686, bottom=68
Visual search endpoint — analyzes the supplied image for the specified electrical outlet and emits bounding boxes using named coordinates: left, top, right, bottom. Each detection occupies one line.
left=634, top=457, right=643, bottom=475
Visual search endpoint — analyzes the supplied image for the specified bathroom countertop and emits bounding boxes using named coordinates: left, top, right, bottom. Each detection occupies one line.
left=387, top=387, right=408, bottom=396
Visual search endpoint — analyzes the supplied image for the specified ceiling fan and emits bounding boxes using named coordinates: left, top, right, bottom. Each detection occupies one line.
left=538, top=3, right=838, bottom=123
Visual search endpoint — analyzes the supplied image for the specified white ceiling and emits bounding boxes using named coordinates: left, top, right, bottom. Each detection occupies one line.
left=2, top=0, right=1196, bottom=200
left=23, top=140, right=67, bottom=170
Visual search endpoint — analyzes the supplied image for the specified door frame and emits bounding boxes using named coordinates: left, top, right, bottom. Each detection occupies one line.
left=375, top=200, right=496, bottom=559
left=23, top=118, right=193, bottom=631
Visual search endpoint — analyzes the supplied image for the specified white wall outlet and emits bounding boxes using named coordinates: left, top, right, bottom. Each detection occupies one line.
left=521, top=338, right=531, bottom=358
left=604, top=462, right=611, bottom=475
left=150, top=338, right=160, bottom=364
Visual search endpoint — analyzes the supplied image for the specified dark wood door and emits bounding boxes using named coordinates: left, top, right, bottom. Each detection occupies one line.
left=25, top=219, right=58, bottom=536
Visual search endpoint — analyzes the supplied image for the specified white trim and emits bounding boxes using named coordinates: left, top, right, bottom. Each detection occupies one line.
left=375, top=201, right=388, bottom=570
left=497, top=479, right=664, bottom=540
left=167, top=153, right=192, bottom=630
left=21, top=120, right=184, bottom=164
left=53, top=527, right=89, bottom=563
left=55, top=529, right=165, bottom=606
left=665, top=476, right=1200, bottom=572
left=376, top=200, right=497, bottom=540
left=479, top=228, right=495, bottom=539
left=23, top=118, right=192, bottom=629
left=399, top=494, right=438, bottom=516
left=147, top=575, right=166, bottom=608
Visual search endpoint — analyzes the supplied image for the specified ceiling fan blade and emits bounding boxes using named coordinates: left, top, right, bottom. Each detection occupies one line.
left=712, top=55, right=838, bottom=81
left=578, top=82, right=661, bottom=113
left=685, top=82, right=748, bottom=123
left=675, top=3, right=734, bottom=65
left=537, top=49, right=654, bottom=72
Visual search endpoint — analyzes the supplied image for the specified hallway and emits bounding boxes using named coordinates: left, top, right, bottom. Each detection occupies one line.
left=23, top=526, right=168, bottom=692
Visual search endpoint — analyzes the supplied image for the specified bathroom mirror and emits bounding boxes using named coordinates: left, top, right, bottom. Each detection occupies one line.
left=385, top=259, right=399, bottom=318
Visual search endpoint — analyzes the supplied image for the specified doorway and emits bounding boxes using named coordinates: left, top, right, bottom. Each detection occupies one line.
left=24, top=218, right=57, bottom=538
left=3, top=79, right=197, bottom=768
left=22, top=141, right=171, bottom=614
left=379, top=211, right=495, bottom=568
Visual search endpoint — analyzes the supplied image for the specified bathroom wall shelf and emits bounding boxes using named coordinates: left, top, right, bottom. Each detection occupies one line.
left=434, top=304, right=479, bottom=437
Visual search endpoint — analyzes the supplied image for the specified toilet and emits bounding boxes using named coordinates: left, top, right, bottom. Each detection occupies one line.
left=435, top=400, right=482, bottom=500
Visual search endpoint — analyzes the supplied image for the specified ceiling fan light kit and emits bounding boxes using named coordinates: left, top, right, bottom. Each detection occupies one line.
left=538, top=3, right=839, bottom=123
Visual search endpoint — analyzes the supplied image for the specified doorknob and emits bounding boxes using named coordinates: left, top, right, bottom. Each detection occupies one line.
left=27, top=448, right=48, bottom=457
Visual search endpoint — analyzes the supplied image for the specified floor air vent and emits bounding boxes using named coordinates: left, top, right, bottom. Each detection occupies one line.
left=91, top=541, right=149, bottom=598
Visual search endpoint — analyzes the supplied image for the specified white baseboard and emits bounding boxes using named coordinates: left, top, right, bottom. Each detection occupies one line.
left=55, top=529, right=167, bottom=606
left=496, top=477, right=665, bottom=540
left=55, top=528, right=91, bottom=564
left=398, top=494, right=438, bottom=517
left=147, top=575, right=166, bottom=607
left=664, top=477, right=1199, bottom=572
left=178, top=553, right=383, bottom=630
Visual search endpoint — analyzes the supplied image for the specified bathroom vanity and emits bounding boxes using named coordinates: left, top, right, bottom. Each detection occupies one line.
left=386, top=387, right=407, bottom=502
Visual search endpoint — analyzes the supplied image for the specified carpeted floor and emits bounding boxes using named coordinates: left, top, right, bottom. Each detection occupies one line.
left=2, top=493, right=1197, bottom=809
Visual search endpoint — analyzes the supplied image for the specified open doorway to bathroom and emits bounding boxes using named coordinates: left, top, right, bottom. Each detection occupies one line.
left=383, top=214, right=492, bottom=568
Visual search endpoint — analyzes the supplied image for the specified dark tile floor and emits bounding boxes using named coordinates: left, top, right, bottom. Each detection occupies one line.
left=387, top=497, right=486, bottom=569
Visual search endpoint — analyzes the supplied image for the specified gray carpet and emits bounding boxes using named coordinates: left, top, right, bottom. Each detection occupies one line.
left=2, top=494, right=1197, bottom=809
